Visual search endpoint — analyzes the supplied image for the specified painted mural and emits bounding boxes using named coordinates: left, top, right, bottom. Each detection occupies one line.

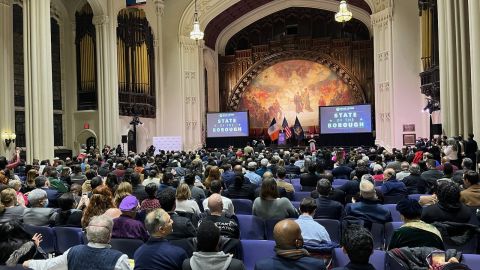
left=237, top=59, right=362, bottom=128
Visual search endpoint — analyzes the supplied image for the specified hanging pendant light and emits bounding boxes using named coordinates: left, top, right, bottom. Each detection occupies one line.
left=190, top=0, right=204, bottom=41
left=335, top=0, right=353, bottom=23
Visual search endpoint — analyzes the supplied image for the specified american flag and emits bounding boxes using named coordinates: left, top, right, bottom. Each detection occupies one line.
left=282, top=117, right=292, bottom=139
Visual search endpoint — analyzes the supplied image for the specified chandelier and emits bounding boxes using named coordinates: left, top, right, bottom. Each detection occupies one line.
left=335, top=0, right=353, bottom=23
left=189, top=0, right=204, bottom=41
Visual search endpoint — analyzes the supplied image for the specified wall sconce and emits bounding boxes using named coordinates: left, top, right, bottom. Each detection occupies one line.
left=1, top=132, right=16, bottom=147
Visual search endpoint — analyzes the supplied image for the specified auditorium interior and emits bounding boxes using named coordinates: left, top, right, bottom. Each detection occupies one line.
left=0, top=0, right=479, bottom=162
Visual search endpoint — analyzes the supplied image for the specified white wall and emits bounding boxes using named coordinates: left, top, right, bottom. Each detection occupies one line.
left=391, top=0, right=428, bottom=147
left=119, top=116, right=156, bottom=154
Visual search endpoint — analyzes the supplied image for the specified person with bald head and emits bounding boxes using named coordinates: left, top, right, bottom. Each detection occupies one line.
left=203, top=180, right=235, bottom=215
left=381, top=168, right=407, bottom=197
left=134, top=209, right=188, bottom=270
left=198, top=193, right=239, bottom=238
left=255, top=219, right=326, bottom=270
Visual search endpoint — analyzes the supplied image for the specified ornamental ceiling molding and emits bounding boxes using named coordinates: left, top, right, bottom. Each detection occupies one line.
left=215, top=0, right=372, bottom=55
left=179, top=0, right=373, bottom=51
left=227, top=50, right=367, bottom=111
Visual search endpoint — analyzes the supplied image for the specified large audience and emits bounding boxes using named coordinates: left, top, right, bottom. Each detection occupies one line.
left=0, top=134, right=479, bottom=269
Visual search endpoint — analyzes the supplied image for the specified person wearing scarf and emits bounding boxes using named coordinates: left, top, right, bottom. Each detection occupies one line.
left=388, top=198, right=444, bottom=250
left=254, top=219, right=325, bottom=270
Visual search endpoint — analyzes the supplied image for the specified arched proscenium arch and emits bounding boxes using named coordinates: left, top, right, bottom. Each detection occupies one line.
left=178, top=0, right=376, bottom=46
left=227, top=51, right=367, bottom=111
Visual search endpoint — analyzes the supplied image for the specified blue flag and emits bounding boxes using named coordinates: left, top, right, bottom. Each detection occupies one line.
left=293, top=116, right=304, bottom=141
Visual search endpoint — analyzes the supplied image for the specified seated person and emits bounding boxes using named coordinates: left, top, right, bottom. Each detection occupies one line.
left=223, top=173, right=255, bottom=201
left=402, top=164, right=422, bottom=194
left=199, top=194, right=239, bottom=239
left=23, top=189, right=57, bottom=226
left=381, top=168, right=407, bottom=197
left=295, top=198, right=331, bottom=244
left=460, top=170, right=480, bottom=207
left=0, top=221, right=43, bottom=265
left=24, top=215, right=130, bottom=269
left=252, top=178, right=298, bottom=220
left=182, top=220, right=245, bottom=270
left=421, top=182, right=471, bottom=223
left=254, top=172, right=287, bottom=199
left=0, top=188, right=25, bottom=222
left=175, top=183, right=201, bottom=215
left=112, top=195, right=149, bottom=241
left=332, top=224, right=375, bottom=270
left=275, top=167, right=295, bottom=200
left=388, top=198, right=444, bottom=250
left=134, top=209, right=188, bottom=270
left=157, top=188, right=197, bottom=240
left=54, top=193, right=83, bottom=227
left=345, top=180, right=392, bottom=224
left=140, top=183, right=161, bottom=213
left=203, top=180, right=235, bottom=215
left=313, top=179, right=344, bottom=220
left=255, top=219, right=326, bottom=270
left=300, top=164, right=319, bottom=191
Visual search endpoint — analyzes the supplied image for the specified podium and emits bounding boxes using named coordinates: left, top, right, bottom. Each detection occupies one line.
left=278, top=132, right=286, bottom=145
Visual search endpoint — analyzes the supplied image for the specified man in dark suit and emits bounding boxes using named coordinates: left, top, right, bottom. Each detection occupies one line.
left=157, top=188, right=197, bottom=240
left=452, top=158, right=474, bottom=184
left=402, top=163, right=422, bottom=194
left=300, top=164, right=319, bottom=191
left=332, top=162, right=353, bottom=180
left=419, top=159, right=444, bottom=194
left=285, top=158, right=301, bottom=177
left=35, top=175, right=60, bottom=207
left=466, top=133, right=478, bottom=164
left=314, top=179, right=344, bottom=220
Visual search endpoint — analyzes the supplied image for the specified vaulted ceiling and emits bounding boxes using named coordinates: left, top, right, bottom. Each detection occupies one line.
left=204, top=0, right=372, bottom=48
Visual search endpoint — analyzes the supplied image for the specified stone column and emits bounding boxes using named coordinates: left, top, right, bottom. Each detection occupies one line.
left=93, top=14, right=120, bottom=148
left=0, top=0, right=15, bottom=156
left=469, top=0, right=480, bottom=138
left=23, top=0, right=54, bottom=162
left=179, top=36, right=204, bottom=151
left=154, top=0, right=165, bottom=136
left=371, top=7, right=394, bottom=150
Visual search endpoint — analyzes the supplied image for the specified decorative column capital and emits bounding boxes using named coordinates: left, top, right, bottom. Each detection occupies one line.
left=371, top=7, right=392, bottom=27
left=154, top=0, right=165, bottom=16
left=0, top=0, right=12, bottom=6
left=92, top=15, right=109, bottom=26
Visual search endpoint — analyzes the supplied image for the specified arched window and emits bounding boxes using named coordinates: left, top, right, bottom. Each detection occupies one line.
left=117, top=8, right=156, bottom=118
left=13, top=4, right=25, bottom=147
left=51, top=17, right=64, bottom=146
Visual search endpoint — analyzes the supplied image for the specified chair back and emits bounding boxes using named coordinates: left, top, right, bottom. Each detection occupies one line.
left=232, top=199, right=253, bottom=215
left=53, top=227, right=84, bottom=254
left=291, top=201, right=301, bottom=211
left=315, top=219, right=341, bottom=244
left=384, top=204, right=402, bottom=222
left=236, top=214, right=265, bottom=240
left=293, top=192, right=311, bottom=202
left=332, top=248, right=386, bottom=270
left=407, top=194, right=423, bottom=201
left=241, top=240, right=276, bottom=270
left=383, top=195, right=407, bottom=204
left=23, top=224, right=56, bottom=254
left=462, top=254, right=480, bottom=270
left=265, top=218, right=283, bottom=240
left=110, top=238, right=145, bottom=258
left=384, top=222, right=404, bottom=248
